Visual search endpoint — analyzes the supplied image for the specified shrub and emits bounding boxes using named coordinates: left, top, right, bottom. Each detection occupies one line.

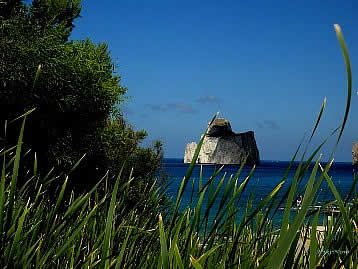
left=0, top=1, right=163, bottom=191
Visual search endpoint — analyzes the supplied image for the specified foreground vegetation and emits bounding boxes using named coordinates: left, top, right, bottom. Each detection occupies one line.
left=0, top=24, right=357, bottom=268
left=1, top=115, right=357, bottom=268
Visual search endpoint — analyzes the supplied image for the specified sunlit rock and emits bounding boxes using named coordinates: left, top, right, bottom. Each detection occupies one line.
left=184, top=118, right=260, bottom=165
left=353, top=141, right=358, bottom=167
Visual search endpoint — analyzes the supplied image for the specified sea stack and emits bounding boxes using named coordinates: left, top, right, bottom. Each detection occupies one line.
left=184, top=118, right=260, bottom=165
left=353, top=141, right=358, bottom=167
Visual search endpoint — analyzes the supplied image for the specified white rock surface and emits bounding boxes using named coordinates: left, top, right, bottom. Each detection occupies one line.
left=184, top=118, right=260, bottom=165
left=184, top=142, right=197, bottom=163
left=184, top=136, right=255, bottom=164
left=353, top=141, right=358, bottom=167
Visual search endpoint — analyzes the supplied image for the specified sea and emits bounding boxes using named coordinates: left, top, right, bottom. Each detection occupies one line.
left=162, top=158, right=357, bottom=226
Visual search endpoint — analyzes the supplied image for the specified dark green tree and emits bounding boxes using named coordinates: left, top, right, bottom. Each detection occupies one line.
left=30, top=0, right=82, bottom=39
left=0, top=0, right=164, bottom=190
left=0, top=0, right=24, bottom=18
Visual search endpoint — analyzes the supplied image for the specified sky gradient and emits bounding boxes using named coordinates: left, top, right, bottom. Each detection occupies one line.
left=71, top=0, right=358, bottom=161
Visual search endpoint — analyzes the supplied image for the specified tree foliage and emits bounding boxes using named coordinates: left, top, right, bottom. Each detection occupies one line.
left=0, top=0, right=23, bottom=19
left=0, top=0, right=164, bottom=190
left=31, top=0, right=82, bottom=35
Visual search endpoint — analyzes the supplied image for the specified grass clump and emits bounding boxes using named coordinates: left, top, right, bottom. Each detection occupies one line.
left=0, top=114, right=166, bottom=268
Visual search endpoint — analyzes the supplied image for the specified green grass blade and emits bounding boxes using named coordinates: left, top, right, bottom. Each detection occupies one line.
left=68, top=154, right=86, bottom=175
left=201, top=165, right=255, bottom=250
left=309, top=209, right=320, bottom=269
left=235, top=180, right=284, bottom=240
left=277, top=138, right=328, bottom=236
left=171, top=113, right=218, bottom=231
left=0, top=145, right=17, bottom=157
left=174, top=243, right=184, bottom=269
left=53, top=203, right=101, bottom=260
left=333, top=24, right=352, bottom=146
left=198, top=165, right=224, bottom=194
left=63, top=173, right=105, bottom=219
left=309, top=97, right=326, bottom=142
left=100, top=165, right=124, bottom=269
left=193, top=179, right=207, bottom=231
left=158, top=214, right=169, bottom=268
left=195, top=244, right=223, bottom=264
left=190, top=177, right=195, bottom=205
left=32, top=64, right=42, bottom=89
left=279, top=165, right=302, bottom=237
left=115, top=228, right=132, bottom=269
left=47, top=176, right=68, bottom=232
left=320, top=164, right=354, bottom=244
left=33, top=152, right=37, bottom=176
left=8, top=108, right=36, bottom=124
left=283, top=231, right=300, bottom=269
left=5, top=115, right=26, bottom=232
left=0, top=152, right=6, bottom=241
left=21, top=237, right=42, bottom=265
left=267, top=156, right=323, bottom=268
left=7, top=201, right=29, bottom=265
left=190, top=256, right=204, bottom=269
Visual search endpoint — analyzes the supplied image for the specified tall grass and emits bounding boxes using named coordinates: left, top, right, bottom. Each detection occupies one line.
left=0, top=24, right=357, bottom=268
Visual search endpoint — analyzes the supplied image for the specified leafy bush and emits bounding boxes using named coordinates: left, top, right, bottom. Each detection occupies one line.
left=98, top=116, right=165, bottom=207
left=0, top=1, right=163, bottom=191
left=0, top=15, right=124, bottom=172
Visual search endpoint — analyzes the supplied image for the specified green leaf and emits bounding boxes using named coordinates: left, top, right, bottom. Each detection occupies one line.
left=170, top=113, right=218, bottom=231
left=0, top=150, right=7, bottom=240
left=333, top=24, right=352, bottom=147
left=5, top=115, right=26, bottom=232
left=33, top=64, right=42, bottom=89
left=100, top=165, right=124, bottom=269
left=53, top=202, right=100, bottom=260
left=266, top=157, right=325, bottom=268
left=158, top=214, right=169, bottom=268
left=7, top=201, right=29, bottom=265
left=173, top=243, right=184, bottom=269
left=115, top=228, right=132, bottom=269
left=47, top=176, right=69, bottom=233
left=309, top=209, right=320, bottom=269
left=320, top=164, right=354, bottom=244
left=190, top=256, right=204, bottom=269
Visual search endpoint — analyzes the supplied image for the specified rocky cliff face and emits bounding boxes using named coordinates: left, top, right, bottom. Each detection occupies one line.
left=184, top=118, right=260, bottom=165
left=353, top=142, right=358, bottom=167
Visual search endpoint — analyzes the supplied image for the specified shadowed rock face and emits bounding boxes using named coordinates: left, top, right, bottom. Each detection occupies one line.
left=207, top=118, right=234, bottom=137
left=353, top=142, right=358, bottom=167
left=184, top=118, right=260, bottom=165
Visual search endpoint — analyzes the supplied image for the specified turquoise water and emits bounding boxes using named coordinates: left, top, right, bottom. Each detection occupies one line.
left=163, top=158, right=357, bottom=226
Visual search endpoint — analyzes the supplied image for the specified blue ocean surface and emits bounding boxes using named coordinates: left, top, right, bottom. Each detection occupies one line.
left=162, top=158, right=357, bottom=226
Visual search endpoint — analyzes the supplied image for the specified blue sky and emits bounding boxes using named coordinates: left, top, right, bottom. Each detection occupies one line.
left=71, top=0, right=358, bottom=161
